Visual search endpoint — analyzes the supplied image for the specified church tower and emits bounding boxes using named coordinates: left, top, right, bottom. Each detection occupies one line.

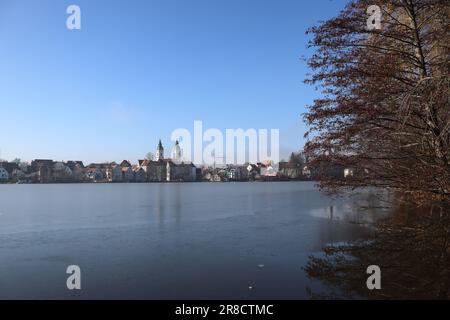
left=156, top=139, right=164, bottom=161
left=171, top=140, right=182, bottom=164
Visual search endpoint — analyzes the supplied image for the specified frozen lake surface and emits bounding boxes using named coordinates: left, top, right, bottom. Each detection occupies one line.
left=0, top=182, right=384, bottom=299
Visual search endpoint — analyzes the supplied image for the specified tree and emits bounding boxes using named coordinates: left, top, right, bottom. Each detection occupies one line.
left=303, top=0, right=449, bottom=208
left=302, top=0, right=450, bottom=299
left=289, top=151, right=306, bottom=166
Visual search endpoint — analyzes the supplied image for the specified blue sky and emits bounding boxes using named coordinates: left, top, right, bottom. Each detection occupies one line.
left=0, top=0, right=345, bottom=164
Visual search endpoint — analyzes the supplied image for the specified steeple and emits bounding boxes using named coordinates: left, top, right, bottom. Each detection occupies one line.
left=156, top=139, right=164, bottom=161
left=171, top=140, right=182, bottom=164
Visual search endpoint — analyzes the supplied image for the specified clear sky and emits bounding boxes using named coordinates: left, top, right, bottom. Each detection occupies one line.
left=0, top=0, right=345, bottom=164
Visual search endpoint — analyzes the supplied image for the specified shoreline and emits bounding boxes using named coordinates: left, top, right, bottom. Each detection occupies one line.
left=0, top=179, right=315, bottom=185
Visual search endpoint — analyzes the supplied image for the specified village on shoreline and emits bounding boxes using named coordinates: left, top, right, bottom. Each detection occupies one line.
left=0, top=140, right=337, bottom=184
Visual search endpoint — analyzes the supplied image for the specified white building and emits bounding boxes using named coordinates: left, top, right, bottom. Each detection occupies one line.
left=171, top=140, right=182, bottom=164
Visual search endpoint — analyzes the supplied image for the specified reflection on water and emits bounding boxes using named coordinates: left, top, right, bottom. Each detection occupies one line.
left=0, top=182, right=390, bottom=299
left=305, top=203, right=450, bottom=299
left=309, top=191, right=391, bottom=226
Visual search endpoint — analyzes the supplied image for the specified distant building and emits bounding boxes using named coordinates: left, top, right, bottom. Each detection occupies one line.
left=169, top=162, right=196, bottom=182
left=138, top=159, right=150, bottom=173
left=106, top=165, right=123, bottom=182
left=53, top=162, right=73, bottom=182
left=196, top=167, right=202, bottom=181
left=122, top=166, right=134, bottom=182
left=86, top=167, right=104, bottom=182
left=278, top=162, right=302, bottom=179
left=171, top=140, right=182, bottom=164
left=217, top=165, right=248, bottom=181
left=86, top=162, right=119, bottom=182
left=247, top=164, right=260, bottom=180
left=87, top=162, right=115, bottom=170
left=65, top=161, right=84, bottom=171
left=30, top=159, right=54, bottom=183
left=145, top=159, right=169, bottom=181
left=202, top=170, right=212, bottom=181
left=65, top=161, right=85, bottom=182
left=155, top=139, right=164, bottom=161
left=133, top=166, right=146, bottom=182
left=259, top=161, right=278, bottom=178
left=120, top=160, right=132, bottom=168
left=143, top=141, right=197, bottom=182
left=226, top=167, right=238, bottom=181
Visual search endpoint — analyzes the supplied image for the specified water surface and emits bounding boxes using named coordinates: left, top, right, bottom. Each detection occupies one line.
left=0, top=182, right=384, bottom=299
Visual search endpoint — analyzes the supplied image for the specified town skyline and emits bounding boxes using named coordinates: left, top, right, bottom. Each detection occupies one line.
left=0, top=137, right=310, bottom=183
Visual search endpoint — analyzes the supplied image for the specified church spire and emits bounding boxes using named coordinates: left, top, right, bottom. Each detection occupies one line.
left=171, top=140, right=182, bottom=164
left=156, top=139, right=164, bottom=161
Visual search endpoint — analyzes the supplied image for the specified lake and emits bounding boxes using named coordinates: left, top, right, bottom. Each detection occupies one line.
left=0, top=182, right=386, bottom=299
